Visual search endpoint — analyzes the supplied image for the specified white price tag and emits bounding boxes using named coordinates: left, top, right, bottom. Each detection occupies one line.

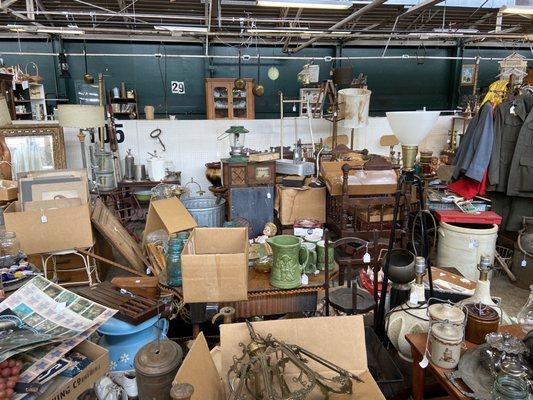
left=419, top=355, right=429, bottom=368
left=301, top=273, right=309, bottom=285
left=410, top=292, right=419, bottom=304
left=468, top=239, right=478, bottom=249
left=363, top=252, right=371, bottom=263
left=40, top=215, right=48, bottom=223
left=510, top=105, right=516, bottom=115
left=521, top=259, right=527, bottom=268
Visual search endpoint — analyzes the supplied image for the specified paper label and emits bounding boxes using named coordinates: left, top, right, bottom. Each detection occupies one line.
left=510, top=105, right=516, bottom=115
left=419, top=355, right=429, bottom=368
left=363, top=252, right=371, bottom=263
left=410, top=292, right=419, bottom=304
left=40, top=215, right=48, bottom=223
left=301, top=274, right=309, bottom=285
left=521, top=259, right=527, bottom=268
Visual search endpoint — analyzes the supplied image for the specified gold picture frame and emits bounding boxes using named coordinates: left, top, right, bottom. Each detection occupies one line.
left=0, top=124, right=67, bottom=176
left=461, top=64, right=477, bottom=86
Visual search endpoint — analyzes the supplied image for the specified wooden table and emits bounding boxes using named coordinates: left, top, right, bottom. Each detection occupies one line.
left=406, top=325, right=525, bottom=400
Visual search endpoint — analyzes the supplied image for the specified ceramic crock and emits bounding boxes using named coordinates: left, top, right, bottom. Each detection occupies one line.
left=465, top=303, right=499, bottom=344
left=266, top=235, right=309, bottom=289
left=428, top=303, right=466, bottom=325
left=98, top=316, right=169, bottom=372
left=430, top=321, right=463, bottom=369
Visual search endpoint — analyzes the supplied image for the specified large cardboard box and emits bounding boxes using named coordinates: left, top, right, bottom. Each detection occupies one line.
left=4, top=201, right=93, bottom=255
left=320, top=161, right=397, bottom=196
left=181, top=227, right=248, bottom=303
left=42, top=340, right=109, bottom=400
left=275, top=185, right=326, bottom=226
left=173, top=316, right=385, bottom=400
left=143, top=197, right=197, bottom=242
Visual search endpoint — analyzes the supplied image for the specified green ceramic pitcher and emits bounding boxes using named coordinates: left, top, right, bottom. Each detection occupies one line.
left=266, top=235, right=309, bottom=289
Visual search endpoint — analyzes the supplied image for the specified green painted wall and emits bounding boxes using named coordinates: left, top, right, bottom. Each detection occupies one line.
left=0, top=39, right=530, bottom=118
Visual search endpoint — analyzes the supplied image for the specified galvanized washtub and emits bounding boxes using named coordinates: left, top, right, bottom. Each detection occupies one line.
left=181, top=196, right=225, bottom=227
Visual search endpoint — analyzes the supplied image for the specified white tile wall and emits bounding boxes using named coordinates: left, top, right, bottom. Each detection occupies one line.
left=54, top=115, right=453, bottom=190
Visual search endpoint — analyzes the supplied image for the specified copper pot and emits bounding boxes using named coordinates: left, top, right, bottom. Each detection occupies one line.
left=253, top=82, right=265, bottom=97
left=205, top=162, right=222, bottom=187
left=465, top=303, right=499, bottom=344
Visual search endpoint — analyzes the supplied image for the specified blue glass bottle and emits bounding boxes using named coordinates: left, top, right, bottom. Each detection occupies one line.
left=166, top=235, right=184, bottom=287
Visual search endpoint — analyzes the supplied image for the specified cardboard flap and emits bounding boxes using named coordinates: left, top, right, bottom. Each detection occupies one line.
left=221, top=316, right=368, bottom=376
left=173, top=332, right=225, bottom=400
left=144, top=197, right=197, bottom=239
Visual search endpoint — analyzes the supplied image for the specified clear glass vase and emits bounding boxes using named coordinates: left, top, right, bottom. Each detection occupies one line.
left=517, top=284, right=533, bottom=334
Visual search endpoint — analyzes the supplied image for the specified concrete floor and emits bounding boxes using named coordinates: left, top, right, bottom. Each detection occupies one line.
left=491, top=273, right=530, bottom=319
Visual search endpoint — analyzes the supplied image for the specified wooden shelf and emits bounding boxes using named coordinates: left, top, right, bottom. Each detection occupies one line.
left=109, top=89, right=138, bottom=120
left=15, top=100, right=30, bottom=103
left=111, top=97, right=137, bottom=103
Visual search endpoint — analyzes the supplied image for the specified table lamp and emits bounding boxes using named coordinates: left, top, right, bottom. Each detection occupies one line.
left=0, top=97, right=13, bottom=126
left=385, top=110, right=440, bottom=170
left=58, top=104, right=105, bottom=168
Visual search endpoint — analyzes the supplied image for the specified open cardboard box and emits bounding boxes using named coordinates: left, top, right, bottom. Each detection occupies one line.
left=143, top=197, right=197, bottom=242
left=275, top=184, right=326, bottom=226
left=0, top=179, right=18, bottom=201
left=181, top=227, right=249, bottom=303
left=41, top=340, right=108, bottom=400
left=173, top=316, right=385, bottom=399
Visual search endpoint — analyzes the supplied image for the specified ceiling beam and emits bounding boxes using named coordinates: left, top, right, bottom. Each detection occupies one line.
left=289, top=0, right=387, bottom=53
left=0, top=0, right=18, bottom=10
left=282, top=8, right=303, bottom=52
left=34, top=0, right=53, bottom=25
left=399, top=0, right=443, bottom=18
left=6, top=7, right=43, bottom=26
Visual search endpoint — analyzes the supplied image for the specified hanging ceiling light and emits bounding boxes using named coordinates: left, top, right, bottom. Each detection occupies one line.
left=36, top=28, right=85, bottom=35
left=154, top=25, right=209, bottom=32
left=257, top=0, right=353, bottom=10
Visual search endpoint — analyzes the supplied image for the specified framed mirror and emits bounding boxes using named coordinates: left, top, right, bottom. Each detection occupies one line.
left=0, top=124, right=66, bottom=178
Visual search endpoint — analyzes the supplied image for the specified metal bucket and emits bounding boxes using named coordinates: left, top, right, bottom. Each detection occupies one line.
left=95, top=171, right=116, bottom=192
left=181, top=196, right=225, bottom=227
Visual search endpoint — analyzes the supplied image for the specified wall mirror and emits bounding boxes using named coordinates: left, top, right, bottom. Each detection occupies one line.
left=0, top=124, right=66, bottom=178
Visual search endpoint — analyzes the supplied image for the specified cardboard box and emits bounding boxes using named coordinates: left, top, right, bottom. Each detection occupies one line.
left=4, top=201, right=93, bottom=255
left=143, top=197, right=197, bottom=242
left=181, top=227, right=248, bottom=303
left=0, top=180, right=18, bottom=201
left=173, top=316, right=385, bottom=400
left=42, top=340, right=109, bottom=400
left=320, top=161, right=397, bottom=196
left=275, top=185, right=326, bottom=226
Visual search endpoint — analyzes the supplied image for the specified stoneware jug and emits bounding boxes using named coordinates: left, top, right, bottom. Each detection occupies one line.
left=266, top=235, right=309, bottom=289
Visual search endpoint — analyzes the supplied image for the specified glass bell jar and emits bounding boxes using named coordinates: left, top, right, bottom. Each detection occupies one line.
left=517, top=284, right=533, bottom=334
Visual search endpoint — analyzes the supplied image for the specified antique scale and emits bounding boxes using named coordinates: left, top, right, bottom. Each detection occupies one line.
left=218, top=126, right=276, bottom=237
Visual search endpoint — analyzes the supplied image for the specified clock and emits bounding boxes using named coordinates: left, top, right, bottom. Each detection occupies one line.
left=222, top=160, right=276, bottom=188
left=267, top=66, right=280, bottom=81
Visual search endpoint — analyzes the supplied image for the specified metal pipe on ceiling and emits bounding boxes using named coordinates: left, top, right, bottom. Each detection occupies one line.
left=2, top=50, right=532, bottom=62
left=289, top=0, right=388, bottom=53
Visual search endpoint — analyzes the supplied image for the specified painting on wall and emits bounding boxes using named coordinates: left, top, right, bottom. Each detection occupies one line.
left=460, top=64, right=477, bottom=86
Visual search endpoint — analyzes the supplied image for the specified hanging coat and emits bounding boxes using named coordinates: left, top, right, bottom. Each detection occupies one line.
left=452, top=102, right=494, bottom=182
left=507, top=102, right=533, bottom=197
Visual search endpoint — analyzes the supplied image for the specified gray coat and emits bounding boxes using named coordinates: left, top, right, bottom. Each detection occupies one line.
left=453, top=102, right=494, bottom=182
left=488, top=95, right=533, bottom=193
left=507, top=99, right=533, bottom=197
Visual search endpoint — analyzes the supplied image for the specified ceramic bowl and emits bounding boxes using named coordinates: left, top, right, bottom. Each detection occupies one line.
left=134, top=190, right=152, bottom=202
left=385, top=249, right=416, bottom=284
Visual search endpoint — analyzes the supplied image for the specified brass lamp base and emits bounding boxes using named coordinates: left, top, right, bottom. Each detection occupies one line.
left=401, top=145, right=418, bottom=171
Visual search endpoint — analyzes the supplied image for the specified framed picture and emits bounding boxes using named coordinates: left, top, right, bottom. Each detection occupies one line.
left=461, top=64, right=477, bottom=86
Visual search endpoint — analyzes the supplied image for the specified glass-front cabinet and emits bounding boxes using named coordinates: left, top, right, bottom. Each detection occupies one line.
left=205, top=78, right=255, bottom=120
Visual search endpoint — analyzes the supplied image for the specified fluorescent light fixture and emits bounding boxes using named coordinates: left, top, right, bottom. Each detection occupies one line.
left=501, top=5, right=533, bottom=15
left=257, top=0, right=352, bottom=10
left=154, top=25, right=208, bottom=32
left=433, top=28, right=479, bottom=34
left=247, top=28, right=351, bottom=35
left=7, top=25, right=32, bottom=32
left=36, top=28, right=85, bottom=35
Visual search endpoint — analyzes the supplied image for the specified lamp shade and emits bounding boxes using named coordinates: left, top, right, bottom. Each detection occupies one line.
left=385, top=111, right=440, bottom=146
left=338, top=88, right=371, bottom=129
left=0, top=97, right=12, bottom=126
left=58, top=105, right=105, bottom=128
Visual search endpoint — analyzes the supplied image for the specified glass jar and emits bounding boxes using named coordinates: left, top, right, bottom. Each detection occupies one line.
left=0, top=231, right=21, bottom=268
left=166, top=235, right=184, bottom=287
left=491, top=375, right=528, bottom=399
left=517, top=284, right=533, bottom=334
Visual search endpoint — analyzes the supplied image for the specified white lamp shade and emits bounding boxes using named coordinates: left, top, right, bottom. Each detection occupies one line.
left=338, top=88, right=371, bottom=129
left=58, top=105, right=105, bottom=129
left=386, top=111, right=440, bottom=146
left=0, top=97, right=12, bottom=126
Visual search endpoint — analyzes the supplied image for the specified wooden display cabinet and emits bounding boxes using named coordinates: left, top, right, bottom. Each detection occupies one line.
left=205, top=78, right=255, bottom=120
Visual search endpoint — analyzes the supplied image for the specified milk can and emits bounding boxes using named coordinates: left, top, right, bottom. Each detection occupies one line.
left=134, top=339, right=184, bottom=400
left=430, top=320, right=464, bottom=369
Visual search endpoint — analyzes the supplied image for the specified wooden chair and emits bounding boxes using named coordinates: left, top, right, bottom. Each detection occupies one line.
left=324, top=229, right=376, bottom=316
